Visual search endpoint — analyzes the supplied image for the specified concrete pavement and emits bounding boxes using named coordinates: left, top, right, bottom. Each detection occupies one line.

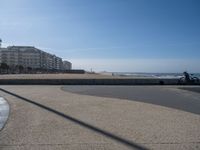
left=0, top=97, right=9, bottom=130
left=0, top=86, right=200, bottom=150
left=62, top=85, right=200, bottom=115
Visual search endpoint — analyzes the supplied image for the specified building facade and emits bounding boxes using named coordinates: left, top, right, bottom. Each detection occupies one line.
left=63, top=61, right=72, bottom=70
left=0, top=46, right=71, bottom=71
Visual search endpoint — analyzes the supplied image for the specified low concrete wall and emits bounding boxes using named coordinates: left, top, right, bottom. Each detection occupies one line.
left=0, top=78, right=185, bottom=85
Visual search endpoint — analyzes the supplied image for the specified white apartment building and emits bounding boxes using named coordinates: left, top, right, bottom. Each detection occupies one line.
left=63, top=61, right=72, bottom=70
left=0, top=46, right=71, bottom=70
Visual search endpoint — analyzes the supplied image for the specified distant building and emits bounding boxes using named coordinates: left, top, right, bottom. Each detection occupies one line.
left=0, top=46, right=71, bottom=71
left=63, top=60, right=72, bottom=70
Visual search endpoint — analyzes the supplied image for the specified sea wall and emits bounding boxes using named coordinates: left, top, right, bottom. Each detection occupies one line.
left=0, top=78, right=191, bottom=85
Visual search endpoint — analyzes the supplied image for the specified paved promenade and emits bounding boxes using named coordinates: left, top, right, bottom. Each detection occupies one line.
left=62, top=86, right=200, bottom=115
left=0, top=86, right=200, bottom=150
left=0, top=97, right=9, bottom=130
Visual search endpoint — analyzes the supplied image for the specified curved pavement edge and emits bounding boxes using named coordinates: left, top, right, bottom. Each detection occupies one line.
left=0, top=97, right=9, bottom=131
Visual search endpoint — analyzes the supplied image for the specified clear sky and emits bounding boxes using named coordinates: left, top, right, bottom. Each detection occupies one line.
left=0, top=0, right=200, bottom=72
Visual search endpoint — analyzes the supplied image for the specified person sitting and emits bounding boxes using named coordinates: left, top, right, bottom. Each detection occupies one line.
left=183, top=71, right=190, bottom=82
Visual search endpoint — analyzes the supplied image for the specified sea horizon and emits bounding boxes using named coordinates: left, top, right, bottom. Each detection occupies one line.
left=108, top=72, right=200, bottom=79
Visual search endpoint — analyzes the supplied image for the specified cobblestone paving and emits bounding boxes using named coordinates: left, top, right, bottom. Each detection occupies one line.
left=0, top=86, right=200, bottom=150
left=0, top=97, right=9, bottom=130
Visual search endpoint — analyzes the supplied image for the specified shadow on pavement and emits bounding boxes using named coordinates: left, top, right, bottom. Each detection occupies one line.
left=179, top=87, right=200, bottom=94
left=0, top=88, right=148, bottom=150
left=61, top=86, right=200, bottom=115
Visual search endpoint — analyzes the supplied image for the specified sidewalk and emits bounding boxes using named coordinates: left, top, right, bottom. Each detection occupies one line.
left=0, top=86, right=200, bottom=150
left=0, top=97, right=9, bottom=130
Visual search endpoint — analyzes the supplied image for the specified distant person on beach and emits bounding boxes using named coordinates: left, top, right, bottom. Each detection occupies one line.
left=179, top=71, right=199, bottom=84
left=183, top=71, right=190, bottom=82
left=178, top=71, right=191, bottom=84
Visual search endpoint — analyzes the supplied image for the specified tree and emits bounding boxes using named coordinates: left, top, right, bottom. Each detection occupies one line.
left=18, top=65, right=24, bottom=73
left=0, top=63, right=9, bottom=74
left=27, top=67, right=32, bottom=73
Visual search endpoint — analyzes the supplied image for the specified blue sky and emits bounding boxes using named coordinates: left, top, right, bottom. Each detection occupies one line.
left=0, top=0, right=200, bottom=72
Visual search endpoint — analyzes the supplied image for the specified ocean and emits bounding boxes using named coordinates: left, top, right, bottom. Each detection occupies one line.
left=112, top=72, right=200, bottom=79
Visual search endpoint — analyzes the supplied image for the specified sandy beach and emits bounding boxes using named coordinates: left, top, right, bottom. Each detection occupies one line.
left=0, top=73, right=113, bottom=80
left=0, top=73, right=161, bottom=80
left=0, top=73, right=183, bottom=86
